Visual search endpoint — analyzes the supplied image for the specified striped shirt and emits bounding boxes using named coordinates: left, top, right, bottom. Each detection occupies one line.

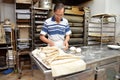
left=40, top=16, right=72, bottom=41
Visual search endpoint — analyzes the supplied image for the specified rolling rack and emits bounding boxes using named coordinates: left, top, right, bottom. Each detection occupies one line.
left=88, top=14, right=116, bottom=47
left=64, top=7, right=89, bottom=46
left=31, top=1, right=51, bottom=49
left=0, top=24, right=15, bottom=72
left=15, top=1, right=32, bottom=79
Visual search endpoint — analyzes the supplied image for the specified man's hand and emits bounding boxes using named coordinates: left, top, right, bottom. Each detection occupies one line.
left=40, top=34, right=54, bottom=46
left=64, top=35, right=70, bottom=50
left=64, top=40, right=69, bottom=50
left=48, top=41, right=55, bottom=46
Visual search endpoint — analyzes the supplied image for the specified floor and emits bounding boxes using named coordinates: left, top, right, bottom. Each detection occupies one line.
left=0, top=69, right=41, bottom=80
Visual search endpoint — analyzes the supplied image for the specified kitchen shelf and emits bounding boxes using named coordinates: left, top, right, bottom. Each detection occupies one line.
left=0, top=24, right=15, bottom=70
left=88, top=14, right=116, bottom=47
left=31, top=5, right=50, bottom=49
left=15, top=2, right=32, bottom=49
left=64, top=7, right=89, bottom=46
left=33, top=7, right=51, bottom=10
left=15, top=2, right=32, bottom=79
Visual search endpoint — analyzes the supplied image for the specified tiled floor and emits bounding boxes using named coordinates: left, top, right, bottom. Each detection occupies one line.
left=0, top=69, right=40, bottom=80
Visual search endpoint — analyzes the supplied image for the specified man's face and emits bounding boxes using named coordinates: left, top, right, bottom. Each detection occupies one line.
left=54, top=8, right=64, bottom=22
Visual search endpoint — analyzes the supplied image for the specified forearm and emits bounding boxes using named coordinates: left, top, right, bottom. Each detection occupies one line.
left=40, top=34, right=54, bottom=46
left=64, top=35, right=70, bottom=49
left=64, top=35, right=70, bottom=42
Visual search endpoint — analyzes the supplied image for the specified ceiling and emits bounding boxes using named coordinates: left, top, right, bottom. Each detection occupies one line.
left=52, top=0, right=92, bottom=6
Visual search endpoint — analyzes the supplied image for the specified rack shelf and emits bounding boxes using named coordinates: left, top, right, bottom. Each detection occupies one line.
left=88, top=14, right=116, bottom=47
left=0, top=24, right=15, bottom=70
left=15, top=2, right=32, bottom=79
left=63, top=7, right=89, bottom=46
left=32, top=6, right=50, bottom=49
left=15, top=2, right=32, bottom=50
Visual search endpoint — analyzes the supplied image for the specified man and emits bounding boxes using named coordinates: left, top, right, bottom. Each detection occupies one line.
left=40, top=3, right=72, bottom=49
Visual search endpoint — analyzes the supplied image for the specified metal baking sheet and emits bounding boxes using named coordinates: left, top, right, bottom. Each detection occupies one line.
left=32, top=53, right=51, bottom=69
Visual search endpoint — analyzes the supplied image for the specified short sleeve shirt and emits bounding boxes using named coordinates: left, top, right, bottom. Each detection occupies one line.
left=40, top=16, right=72, bottom=41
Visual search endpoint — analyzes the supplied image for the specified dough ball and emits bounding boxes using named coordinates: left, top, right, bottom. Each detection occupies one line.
left=70, top=46, right=76, bottom=51
left=76, top=48, right=81, bottom=53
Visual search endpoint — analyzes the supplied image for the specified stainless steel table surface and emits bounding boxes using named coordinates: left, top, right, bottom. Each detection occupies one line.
left=30, top=45, right=120, bottom=80
left=80, top=46, right=120, bottom=69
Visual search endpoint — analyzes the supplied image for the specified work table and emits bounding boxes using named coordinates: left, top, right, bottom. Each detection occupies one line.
left=30, top=45, right=120, bottom=80
left=80, top=46, right=120, bottom=67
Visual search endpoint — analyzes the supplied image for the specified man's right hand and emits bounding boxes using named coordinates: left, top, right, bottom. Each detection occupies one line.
left=48, top=41, right=55, bottom=46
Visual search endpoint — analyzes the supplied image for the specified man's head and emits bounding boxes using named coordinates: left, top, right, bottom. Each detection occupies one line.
left=53, top=3, right=65, bottom=23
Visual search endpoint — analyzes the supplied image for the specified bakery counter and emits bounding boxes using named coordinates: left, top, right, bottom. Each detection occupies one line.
left=80, top=46, right=120, bottom=80
left=30, top=45, right=120, bottom=80
left=80, top=46, right=120, bottom=69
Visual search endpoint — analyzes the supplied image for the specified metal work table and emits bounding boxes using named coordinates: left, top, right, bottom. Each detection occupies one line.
left=30, top=46, right=120, bottom=80
left=81, top=46, right=120, bottom=68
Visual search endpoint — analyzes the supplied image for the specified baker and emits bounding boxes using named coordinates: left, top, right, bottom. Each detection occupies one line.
left=40, top=3, right=72, bottom=49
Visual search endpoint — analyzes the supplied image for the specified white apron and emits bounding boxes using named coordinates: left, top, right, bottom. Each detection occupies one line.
left=48, top=40, right=65, bottom=49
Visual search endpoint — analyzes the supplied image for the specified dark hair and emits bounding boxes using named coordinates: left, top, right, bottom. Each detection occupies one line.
left=54, top=3, right=65, bottom=12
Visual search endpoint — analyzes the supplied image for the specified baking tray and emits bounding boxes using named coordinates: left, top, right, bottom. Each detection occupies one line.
left=32, top=49, right=51, bottom=69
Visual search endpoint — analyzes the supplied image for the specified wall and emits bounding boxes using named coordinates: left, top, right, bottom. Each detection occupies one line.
left=0, top=0, right=15, bottom=23
left=106, top=0, right=120, bottom=16
left=81, top=0, right=106, bottom=16
left=106, top=0, right=120, bottom=40
left=80, top=0, right=120, bottom=19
